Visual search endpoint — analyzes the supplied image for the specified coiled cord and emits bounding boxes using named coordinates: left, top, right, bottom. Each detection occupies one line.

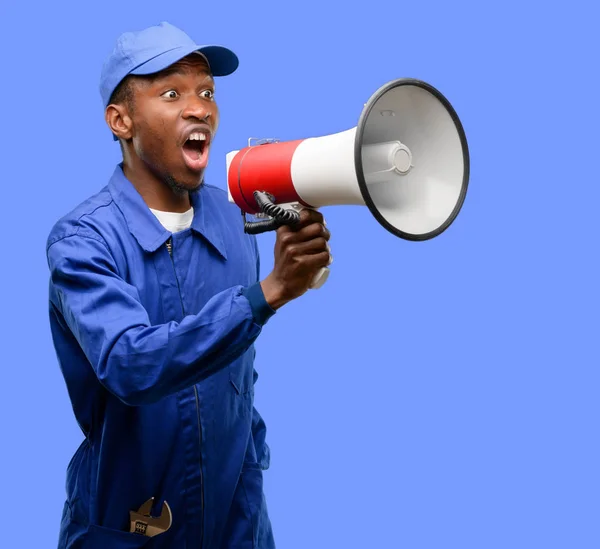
left=244, top=217, right=283, bottom=234
left=243, top=191, right=301, bottom=234
left=254, top=191, right=300, bottom=224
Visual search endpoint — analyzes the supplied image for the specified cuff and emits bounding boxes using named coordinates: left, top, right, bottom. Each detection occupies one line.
left=242, top=282, right=276, bottom=326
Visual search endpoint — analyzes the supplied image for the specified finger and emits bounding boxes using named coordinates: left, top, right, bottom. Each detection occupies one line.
left=304, top=250, right=332, bottom=270
left=286, top=237, right=329, bottom=257
left=275, top=223, right=295, bottom=242
left=276, top=222, right=293, bottom=234
left=296, top=208, right=324, bottom=227
left=287, top=222, right=330, bottom=243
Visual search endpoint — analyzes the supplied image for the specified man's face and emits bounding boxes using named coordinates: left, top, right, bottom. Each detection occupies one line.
left=125, top=54, right=219, bottom=193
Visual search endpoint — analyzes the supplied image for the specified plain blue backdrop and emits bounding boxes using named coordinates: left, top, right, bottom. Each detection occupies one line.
left=1, top=1, right=598, bottom=547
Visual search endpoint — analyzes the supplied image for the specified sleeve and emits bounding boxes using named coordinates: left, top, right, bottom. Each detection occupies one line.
left=241, top=233, right=276, bottom=324
left=47, top=232, right=272, bottom=407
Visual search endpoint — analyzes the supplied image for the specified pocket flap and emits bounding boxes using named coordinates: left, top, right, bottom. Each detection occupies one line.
left=86, top=523, right=154, bottom=548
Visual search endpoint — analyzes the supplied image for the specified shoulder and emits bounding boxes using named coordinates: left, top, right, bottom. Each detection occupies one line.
left=46, top=186, right=117, bottom=260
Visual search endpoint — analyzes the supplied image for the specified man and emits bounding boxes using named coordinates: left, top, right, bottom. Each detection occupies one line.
left=46, top=22, right=331, bottom=548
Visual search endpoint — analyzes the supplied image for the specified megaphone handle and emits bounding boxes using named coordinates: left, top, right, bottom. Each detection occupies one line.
left=292, top=204, right=331, bottom=290
left=310, top=266, right=330, bottom=289
left=246, top=197, right=331, bottom=289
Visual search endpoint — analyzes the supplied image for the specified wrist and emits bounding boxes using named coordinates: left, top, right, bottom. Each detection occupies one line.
left=241, top=282, right=277, bottom=325
left=260, top=277, right=288, bottom=310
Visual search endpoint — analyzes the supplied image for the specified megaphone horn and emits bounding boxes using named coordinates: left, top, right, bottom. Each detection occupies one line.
left=226, top=78, right=470, bottom=289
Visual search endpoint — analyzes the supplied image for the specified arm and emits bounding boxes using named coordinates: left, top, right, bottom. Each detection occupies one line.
left=47, top=232, right=274, bottom=407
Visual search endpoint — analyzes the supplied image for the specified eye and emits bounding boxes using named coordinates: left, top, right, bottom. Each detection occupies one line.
left=161, top=90, right=179, bottom=99
left=200, top=89, right=215, bottom=100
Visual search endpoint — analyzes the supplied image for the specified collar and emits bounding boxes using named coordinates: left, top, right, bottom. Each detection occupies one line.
left=108, top=164, right=228, bottom=260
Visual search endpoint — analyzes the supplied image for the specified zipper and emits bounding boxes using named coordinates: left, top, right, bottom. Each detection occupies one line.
left=193, top=385, right=203, bottom=548
left=166, top=236, right=205, bottom=549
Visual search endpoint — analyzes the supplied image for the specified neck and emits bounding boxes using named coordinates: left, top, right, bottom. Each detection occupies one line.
left=122, top=153, right=193, bottom=213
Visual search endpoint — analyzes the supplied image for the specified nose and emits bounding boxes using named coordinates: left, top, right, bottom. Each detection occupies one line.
left=182, top=95, right=213, bottom=121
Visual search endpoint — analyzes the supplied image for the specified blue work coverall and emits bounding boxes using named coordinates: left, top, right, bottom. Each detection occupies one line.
left=46, top=164, right=276, bottom=548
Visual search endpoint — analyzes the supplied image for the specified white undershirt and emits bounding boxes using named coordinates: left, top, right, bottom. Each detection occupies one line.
left=149, top=207, right=194, bottom=234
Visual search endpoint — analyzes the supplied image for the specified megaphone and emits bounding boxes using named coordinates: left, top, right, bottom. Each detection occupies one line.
left=226, top=78, right=469, bottom=289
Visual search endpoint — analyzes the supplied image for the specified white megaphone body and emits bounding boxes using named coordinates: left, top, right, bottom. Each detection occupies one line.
left=226, top=78, right=469, bottom=289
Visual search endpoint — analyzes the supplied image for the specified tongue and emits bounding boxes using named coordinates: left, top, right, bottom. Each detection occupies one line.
left=182, top=141, right=207, bottom=171
left=183, top=141, right=203, bottom=159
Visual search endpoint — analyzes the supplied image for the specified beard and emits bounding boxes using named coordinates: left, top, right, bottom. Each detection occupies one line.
left=163, top=172, right=204, bottom=196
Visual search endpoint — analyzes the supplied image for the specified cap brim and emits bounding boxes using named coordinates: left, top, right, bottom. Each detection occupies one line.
left=130, top=43, right=239, bottom=77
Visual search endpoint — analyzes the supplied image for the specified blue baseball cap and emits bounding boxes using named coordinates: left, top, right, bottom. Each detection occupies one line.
left=99, top=21, right=239, bottom=110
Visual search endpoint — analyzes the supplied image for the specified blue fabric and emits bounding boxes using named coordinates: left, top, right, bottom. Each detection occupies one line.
left=46, top=164, right=276, bottom=548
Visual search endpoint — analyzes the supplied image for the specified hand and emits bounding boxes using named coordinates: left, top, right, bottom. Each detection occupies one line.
left=260, top=208, right=331, bottom=310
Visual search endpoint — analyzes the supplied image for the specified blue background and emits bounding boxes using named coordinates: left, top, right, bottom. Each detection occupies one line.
left=1, top=1, right=598, bottom=547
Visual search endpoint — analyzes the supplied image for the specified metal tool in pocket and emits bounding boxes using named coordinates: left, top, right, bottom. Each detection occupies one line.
left=129, top=497, right=172, bottom=537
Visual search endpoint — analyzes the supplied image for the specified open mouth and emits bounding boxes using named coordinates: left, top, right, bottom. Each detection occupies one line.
left=182, top=132, right=210, bottom=170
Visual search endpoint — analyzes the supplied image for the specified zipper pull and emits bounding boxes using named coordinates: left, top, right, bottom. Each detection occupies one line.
left=166, top=238, right=173, bottom=256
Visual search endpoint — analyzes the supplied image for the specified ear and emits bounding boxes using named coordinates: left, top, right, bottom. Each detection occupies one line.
left=105, top=103, right=133, bottom=140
